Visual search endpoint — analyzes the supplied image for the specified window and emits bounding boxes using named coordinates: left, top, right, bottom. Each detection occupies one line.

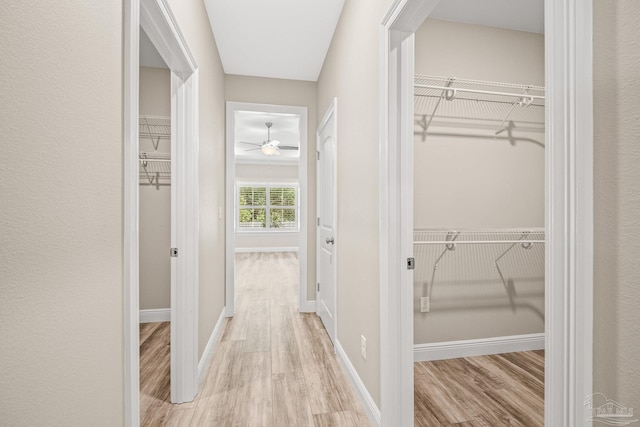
left=237, top=184, right=298, bottom=231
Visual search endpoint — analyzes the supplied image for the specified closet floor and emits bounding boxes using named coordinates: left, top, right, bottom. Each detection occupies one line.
left=140, top=321, right=171, bottom=426
left=141, top=251, right=369, bottom=426
left=415, top=350, right=544, bottom=427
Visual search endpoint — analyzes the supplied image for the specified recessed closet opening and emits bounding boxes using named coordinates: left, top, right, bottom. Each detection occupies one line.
left=412, top=7, right=545, bottom=426
left=138, top=27, right=172, bottom=425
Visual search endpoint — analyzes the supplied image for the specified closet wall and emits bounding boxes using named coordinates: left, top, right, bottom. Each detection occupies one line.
left=414, top=19, right=545, bottom=344
left=139, top=66, right=171, bottom=310
left=235, top=163, right=299, bottom=250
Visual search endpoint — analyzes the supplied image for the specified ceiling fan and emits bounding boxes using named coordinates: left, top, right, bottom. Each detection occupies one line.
left=240, top=122, right=299, bottom=156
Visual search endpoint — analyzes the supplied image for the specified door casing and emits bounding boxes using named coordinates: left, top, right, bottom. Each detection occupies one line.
left=380, top=1, right=594, bottom=426
left=124, top=0, right=200, bottom=424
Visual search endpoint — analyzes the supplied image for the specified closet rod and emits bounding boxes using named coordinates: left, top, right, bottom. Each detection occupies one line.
left=415, top=84, right=545, bottom=101
left=414, top=240, right=545, bottom=245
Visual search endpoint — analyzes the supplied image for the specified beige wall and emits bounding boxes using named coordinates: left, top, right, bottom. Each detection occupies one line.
left=413, top=20, right=545, bottom=344
left=167, top=0, right=227, bottom=360
left=225, top=75, right=317, bottom=300
left=316, top=0, right=395, bottom=407
left=139, top=67, right=171, bottom=310
left=0, top=1, right=124, bottom=424
left=235, top=163, right=299, bottom=249
left=593, top=0, right=640, bottom=408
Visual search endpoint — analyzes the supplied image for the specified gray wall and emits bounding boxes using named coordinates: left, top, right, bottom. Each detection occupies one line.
left=593, top=0, right=640, bottom=410
left=316, top=0, right=396, bottom=408
left=413, top=20, right=545, bottom=344
left=225, top=74, right=317, bottom=300
left=139, top=66, right=171, bottom=310
left=235, top=163, right=299, bottom=250
left=0, top=1, right=125, bottom=424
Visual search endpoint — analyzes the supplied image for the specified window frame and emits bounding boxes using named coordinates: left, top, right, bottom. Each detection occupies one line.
left=235, top=182, right=300, bottom=233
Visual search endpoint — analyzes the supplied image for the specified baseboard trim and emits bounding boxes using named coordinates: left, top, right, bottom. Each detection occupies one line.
left=139, top=308, right=170, bottom=323
left=414, top=333, right=545, bottom=362
left=299, top=300, right=316, bottom=313
left=234, top=246, right=299, bottom=253
left=198, top=307, right=226, bottom=384
left=335, top=340, right=381, bottom=427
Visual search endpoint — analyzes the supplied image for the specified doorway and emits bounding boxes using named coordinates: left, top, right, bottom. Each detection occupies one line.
left=124, top=0, right=200, bottom=424
left=225, top=102, right=309, bottom=317
left=380, top=0, right=594, bottom=426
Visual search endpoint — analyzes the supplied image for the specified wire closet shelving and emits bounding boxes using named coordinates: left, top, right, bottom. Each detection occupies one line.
left=414, top=75, right=545, bottom=137
left=413, top=228, right=545, bottom=313
left=139, top=115, right=171, bottom=185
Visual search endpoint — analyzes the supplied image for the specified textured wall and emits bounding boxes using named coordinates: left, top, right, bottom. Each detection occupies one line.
left=139, top=67, right=171, bottom=310
left=225, top=74, right=318, bottom=300
left=0, top=1, right=124, bottom=424
left=167, top=0, right=227, bottom=359
left=316, top=0, right=396, bottom=407
left=413, top=20, right=545, bottom=344
left=593, top=0, right=640, bottom=409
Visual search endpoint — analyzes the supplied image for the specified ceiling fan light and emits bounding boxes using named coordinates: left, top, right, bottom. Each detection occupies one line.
left=261, top=145, right=278, bottom=156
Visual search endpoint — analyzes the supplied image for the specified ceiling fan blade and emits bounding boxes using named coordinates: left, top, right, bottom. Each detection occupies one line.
left=240, top=141, right=262, bottom=146
left=244, top=148, right=262, bottom=151
left=270, top=140, right=281, bottom=146
left=278, top=146, right=299, bottom=150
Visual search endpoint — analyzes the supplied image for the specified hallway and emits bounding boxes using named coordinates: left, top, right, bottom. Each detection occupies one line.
left=150, top=252, right=369, bottom=426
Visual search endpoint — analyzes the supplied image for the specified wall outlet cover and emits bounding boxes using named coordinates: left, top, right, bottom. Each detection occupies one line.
left=420, top=296, right=430, bottom=313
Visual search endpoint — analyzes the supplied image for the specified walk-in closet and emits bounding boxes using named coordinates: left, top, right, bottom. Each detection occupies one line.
left=412, top=10, right=545, bottom=426
left=138, top=32, right=173, bottom=425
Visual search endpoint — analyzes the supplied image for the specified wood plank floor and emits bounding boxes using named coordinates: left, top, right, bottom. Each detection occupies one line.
left=414, top=350, right=545, bottom=427
left=140, top=251, right=369, bottom=426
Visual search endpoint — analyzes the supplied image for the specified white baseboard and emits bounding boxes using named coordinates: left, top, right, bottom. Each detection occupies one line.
left=198, top=307, right=227, bottom=384
left=139, top=308, right=170, bottom=323
left=235, top=246, right=299, bottom=253
left=335, top=340, right=381, bottom=427
left=414, top=333, right=545, bottom=362
left=299, top=300, right=316, bottom=313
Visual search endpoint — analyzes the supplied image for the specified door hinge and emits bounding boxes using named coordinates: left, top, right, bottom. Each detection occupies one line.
left=407, top=257, right=415, bottom=270
left=316, top=151, right=320, bottom=160
left=171, top=248, right=178, bottom=257
left=316, top=282, right=320, bottom=292
left=317, top=217, right=320, bottom=226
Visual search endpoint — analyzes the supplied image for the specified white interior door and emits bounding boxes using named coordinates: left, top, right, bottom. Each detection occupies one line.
left=316, top=99, right=337, bottom=345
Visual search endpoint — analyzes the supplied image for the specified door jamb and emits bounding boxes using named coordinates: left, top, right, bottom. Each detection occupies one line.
left=124, top=0, right=199, bottom=424
left=225, top=102, right=309, bottom=317
left=316, top=98, right=338, bottom=344
left=379, top=1, right=594, bottom=426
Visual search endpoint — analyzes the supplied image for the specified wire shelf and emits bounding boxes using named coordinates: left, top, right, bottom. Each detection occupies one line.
left=139, top=152, right=170, bottom=184
left=139, top=115, right=171, bottom=139
left=414, top=75, right=545, bottom=138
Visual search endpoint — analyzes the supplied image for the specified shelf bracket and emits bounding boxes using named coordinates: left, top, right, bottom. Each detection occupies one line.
left=422, top=78, right=456, bottom=139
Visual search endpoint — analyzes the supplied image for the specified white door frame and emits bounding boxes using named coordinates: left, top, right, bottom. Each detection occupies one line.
left=316, top=98, right=338, bottom=345
left=379, top=1, right=593, bottom=426
left=225, top=102, right=309, bottom=316
left=124, top=0, right=200, bottom=424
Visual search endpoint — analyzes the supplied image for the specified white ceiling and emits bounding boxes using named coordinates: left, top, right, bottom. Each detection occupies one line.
left=204, top=0, right=345, bottom=81
left=430, top=0, right=544, bottom=34
left=234, top=111, right=300, bottom=164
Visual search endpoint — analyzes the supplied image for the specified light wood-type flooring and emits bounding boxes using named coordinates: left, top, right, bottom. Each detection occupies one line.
left=139, top=251, right=369, bottom=426
left=414, top=350, right=545, bottom=426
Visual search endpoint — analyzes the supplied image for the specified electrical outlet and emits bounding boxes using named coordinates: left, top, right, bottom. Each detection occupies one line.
left=360, top=335, right=367, bottom=360
left=420, top=296, right=430, bottom=313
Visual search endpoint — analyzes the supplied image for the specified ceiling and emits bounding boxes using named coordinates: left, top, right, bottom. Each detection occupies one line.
left=430, top=0, right=544, bottom=34
left=203, top=0, right=345, bottom=81
left=234, top=111, right=300, bottom=164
